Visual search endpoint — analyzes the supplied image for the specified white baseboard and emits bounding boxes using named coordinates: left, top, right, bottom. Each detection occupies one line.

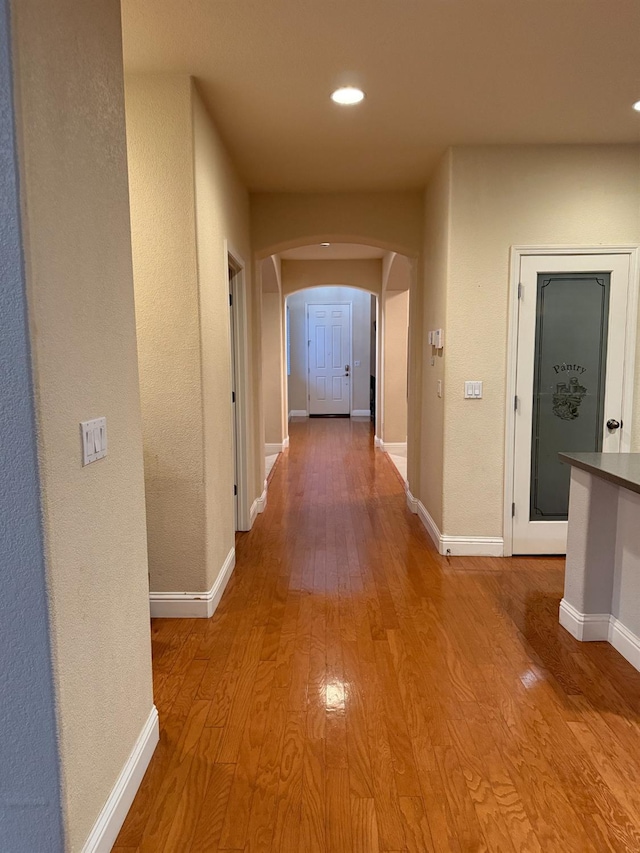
left=558, top=599, right=610, bottom=641
left=374, top=435, right=383, bottom=448
left=265, top=442, right=283, bottom=455
left=414, top=499, right=504, bottom=556
left=559, top=599, right=640, bottom=673
left=417, top=500, right=441, bottom=550
left=610, top=617, right=640, bottom=672
left=440, top=534, right=504, bottom=557
left=381, top=441, right=407, bottom=455
left=250, top=480, right=268, bottom=525
left=405, top=486, right=419, bottom=514
left=149, top=547, right=235, bottom=618
left=289, top=410, right=308, bottom=418
left=81, top=705, right=159, bottom=853
left=351, top=409, right=371, bottom=417
left=283, top=436, right=290, bottom=449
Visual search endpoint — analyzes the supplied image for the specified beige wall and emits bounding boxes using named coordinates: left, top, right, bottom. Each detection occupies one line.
left=251, top=192, right=424, bottom=258
left=287, top=286, right=372, bottom=414
left=417, top=152, right=451, bottom=529
left=281, top=258, right=382, bottom=295
left=126, top=74, right=254, bottom=589
left=12, top=1, right=154, bottom=849
left=192, top=83, right=255, bottom=574
left=261, top=256, right=287, bottom=446
left=382, top=289, right=409, bottom=443
left=428, top=144, right=640, bottom=539
left=126, top=74, right=206, bottom=590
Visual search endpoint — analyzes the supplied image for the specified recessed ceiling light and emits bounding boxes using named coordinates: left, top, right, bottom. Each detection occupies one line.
left=633, top=100, right=640, bottom=112
left=320, top=242, right=331, bottom=247
left=331, top=87, right=365, bottom=106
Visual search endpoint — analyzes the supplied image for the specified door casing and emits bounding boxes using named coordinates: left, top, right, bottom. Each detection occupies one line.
left=503, top=245, right=640, bottom=556
left=226, top=242, right=252, bottom=531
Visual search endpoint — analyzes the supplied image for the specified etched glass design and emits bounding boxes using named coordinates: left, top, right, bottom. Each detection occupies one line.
left=530, top=273, right=610, bottom=521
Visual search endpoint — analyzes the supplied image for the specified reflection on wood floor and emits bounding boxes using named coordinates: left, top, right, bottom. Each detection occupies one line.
left=115, top=417, right=640, bottom=852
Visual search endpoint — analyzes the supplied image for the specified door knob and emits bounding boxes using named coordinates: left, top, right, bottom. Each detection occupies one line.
left=606, top=419, right=621, bottom=431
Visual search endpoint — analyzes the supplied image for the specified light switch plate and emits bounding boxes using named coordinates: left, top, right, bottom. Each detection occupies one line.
left=81, top=417, right=107, bottom=466
left=464, top=381, right=483, bottom=399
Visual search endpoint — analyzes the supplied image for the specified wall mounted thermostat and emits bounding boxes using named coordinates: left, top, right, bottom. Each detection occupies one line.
left=81, top=417, right=107, bottom=466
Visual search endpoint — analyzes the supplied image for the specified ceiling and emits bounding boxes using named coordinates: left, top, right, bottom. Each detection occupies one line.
left=279, top=243, right=386, bottom=260
left=121, top=0, right=640, bottom=193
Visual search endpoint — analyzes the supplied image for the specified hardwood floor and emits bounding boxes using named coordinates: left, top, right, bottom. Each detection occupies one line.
left=115, top=417, right=640, bottom=852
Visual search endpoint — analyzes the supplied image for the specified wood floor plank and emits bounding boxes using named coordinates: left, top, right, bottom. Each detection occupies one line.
left=115, top=418, right=640, bottom=852
left=351, top=797, right=380, bottom=853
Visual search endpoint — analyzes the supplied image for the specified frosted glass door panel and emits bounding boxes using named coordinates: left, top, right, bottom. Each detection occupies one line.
left=530, top=273, right=610, bottom=521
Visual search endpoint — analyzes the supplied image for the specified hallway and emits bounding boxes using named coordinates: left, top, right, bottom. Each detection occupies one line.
left=116, top=419, right=640, bottom=852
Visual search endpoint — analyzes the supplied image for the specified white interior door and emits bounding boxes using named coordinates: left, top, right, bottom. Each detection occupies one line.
left=307, top=303, right=351, bottom=415
left=512, top=252, right=633, bottom=554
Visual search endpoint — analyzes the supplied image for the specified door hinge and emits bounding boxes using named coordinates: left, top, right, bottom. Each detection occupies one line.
left=512, top=502, right=516, bottom=517
left=234, top=484, right=237, bottom=496
left=514, top=395, right=519, bottom=411
left=229, top=293, right=233, bottom=307
left=517, top=283, right=523, bottom=299
left=232, top=391, right=235, bottom=403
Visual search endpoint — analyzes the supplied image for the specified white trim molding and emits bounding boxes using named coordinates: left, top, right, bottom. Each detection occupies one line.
left=405, top=486, right=419, bottom=514
left=265, top=442, right=284, bottom=455
left=289, top=410, right=308, bottom=418
left=283, top=436, right=290, bottom=449
left=559, top=599, right=610, bottom=641
left=250, top=480, right=268, bottom=526
left=610, top=618, right=640, bottom=673
left=440, top=534, right=504, bottom=557
left=149, top=547, right=235, bottom=618
left=417, top=501, right=440, bottom=551
left=374, top=435, right=383, bottom=448
left=504, top=244, right=640, bottom=556
left=351, top=409, right=371, bottom=417
left=559, top=599, right=640, bottom=673
left=380, top=440, right=407, bottom=455
left=81, top=705, right=159, bottom=853
left=415, top=499, right=504, bottom=557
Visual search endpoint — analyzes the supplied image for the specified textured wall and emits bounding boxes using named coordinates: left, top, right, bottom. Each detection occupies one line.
left=125, top=74, right=206, bottom=591
left=126, top=75, right=254, bottom=590
left=261, top=257, right=287, bottom=446
left=282, top=259, right=383, bottom=296
left=417, top=152, right=451, bottom=528
left=444, top=144, right=640, bottom=538
left=192, top=83, right=253, bottom=578
left=251, top=192, right=424, bottom=258
left=0, top=3, right=64, bottom=849
left=11, top=1, right=154, bottom=849
left=287, top=286, right=372, bottom=414
left=382, top=289, right=409, bottom=443
left=262, top=293, right=286, bottom=444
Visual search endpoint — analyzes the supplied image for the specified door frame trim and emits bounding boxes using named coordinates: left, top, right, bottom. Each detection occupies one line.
left=503, top=244, right=640, bottom=556
left=306, top=301, right=353, bottom=417
left=226, top=242, right=251, bottom=531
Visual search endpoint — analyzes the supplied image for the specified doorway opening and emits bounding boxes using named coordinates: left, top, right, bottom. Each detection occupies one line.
left=259, top=241, right=413, bottom=489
